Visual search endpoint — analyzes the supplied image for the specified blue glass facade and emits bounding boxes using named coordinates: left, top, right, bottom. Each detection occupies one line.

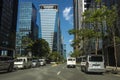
left=39, top=4, right=61, bottom=52
left=16, top=2, right=37, bottom=54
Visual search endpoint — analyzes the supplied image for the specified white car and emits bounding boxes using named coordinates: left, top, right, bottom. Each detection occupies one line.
left=14, top=57, right=32, bottom=69
left=39, top=59, right=46, bottom=66
left=32, top=59, right=39, bottom=67
left=14, top=59, right=25, bottom=69
left=67, top=57, right=76, bottom=68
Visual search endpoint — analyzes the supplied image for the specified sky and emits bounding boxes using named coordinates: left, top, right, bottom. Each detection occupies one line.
left=19, top=0, right=74, bottom=56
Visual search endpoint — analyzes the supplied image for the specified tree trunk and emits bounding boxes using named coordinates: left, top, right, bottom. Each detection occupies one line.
left=106, top=48, right=109, bottom=66
left=95, top=37, right=99, bottom=55
left=83, top=37, right=85, bottom=55
left=113, top=31, right=118, bottom=71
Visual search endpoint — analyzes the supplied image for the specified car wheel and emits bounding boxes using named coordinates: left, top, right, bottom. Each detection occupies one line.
left=85, top=67, right=88, bottom=73
left=8, top=65, right=13, bottom=72
left=67, top=65, right=69, bottom=68
left=81, top=67, right=83, bottom=72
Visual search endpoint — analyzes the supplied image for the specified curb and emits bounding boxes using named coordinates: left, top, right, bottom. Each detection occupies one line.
left=106, top=67, right=120, bottom=74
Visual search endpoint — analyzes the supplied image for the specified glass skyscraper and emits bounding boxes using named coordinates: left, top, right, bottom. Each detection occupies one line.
left=0, top=0, right=18, bottom=56
left=16, top=2, right=38, bottom=54
left=73, top=0, right=91, bottom=51
left=39, top=4, right=62, bottom=52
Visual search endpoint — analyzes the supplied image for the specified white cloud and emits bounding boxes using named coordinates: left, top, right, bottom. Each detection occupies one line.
left=63, top=7, right=73, bottom=21
left=69, top=39, right=73, bottom=43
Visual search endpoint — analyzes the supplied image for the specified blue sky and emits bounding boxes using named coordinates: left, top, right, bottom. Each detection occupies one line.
left=19, top=0, right=73, bottom=56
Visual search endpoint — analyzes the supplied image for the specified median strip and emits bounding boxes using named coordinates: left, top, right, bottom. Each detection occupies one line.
left=52, top=64, right=58, bottom=67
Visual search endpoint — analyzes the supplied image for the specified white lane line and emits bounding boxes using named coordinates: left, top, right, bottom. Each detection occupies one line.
left=57, top=71, right=61, bottom=75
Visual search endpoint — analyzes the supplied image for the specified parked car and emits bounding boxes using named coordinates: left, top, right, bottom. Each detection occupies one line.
left=38, top=59, right=46, bottom=66
left=14, top=58, right=25, bottom=69
left=80, top=56, right=87, bottom=72
left=32, top=59, right=39, bottom=67
left=80, top=54, right=105, bottom=73
left=0, top=56, right=14, bottom=72
left=14, top=57, right=32, bottom=69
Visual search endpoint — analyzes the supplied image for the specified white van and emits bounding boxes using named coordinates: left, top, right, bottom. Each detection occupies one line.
left=80, top=54, right=105, bottom=73
left=67, top=57, right=76, bottom=68
left=14, top=57, right=32, bottom=69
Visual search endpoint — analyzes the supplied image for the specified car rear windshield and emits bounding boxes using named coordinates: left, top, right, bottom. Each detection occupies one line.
left=15, top=59, right=23, bottom=62
left=89, top=56, right=103, bottom=62
left=68, top=59, right=75, bottom=61
left=32, top=60, right=37, bottom=62
left=39, top=60, right=44, bottom=62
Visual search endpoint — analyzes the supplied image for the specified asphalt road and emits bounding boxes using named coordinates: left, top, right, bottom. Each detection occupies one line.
left=0, top=64, right=120, bottom=80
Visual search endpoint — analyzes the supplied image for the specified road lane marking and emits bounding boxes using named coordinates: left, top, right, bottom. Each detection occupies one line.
left=57, top=71, right=61, bottom=75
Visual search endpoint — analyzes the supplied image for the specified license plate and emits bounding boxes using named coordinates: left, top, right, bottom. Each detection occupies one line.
left=93, top=66, right=100, bottom=68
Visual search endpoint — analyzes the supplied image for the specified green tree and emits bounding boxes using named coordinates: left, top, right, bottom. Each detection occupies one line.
left=21, top=37, right=33, bottom=49
left=32, top=39, right=50, bottom=57
left=83, top=3, right=119, bottom=71
left=82, top=5, right=107, bottom=55
left=69, top=29, right=81, bottom=48
left=69, top=28, right=95, bottom=55
left=115, top=36, right=120, bottom=44
left=70, top=50, right=83, bottom=58
left=105, top=6, right=118, bottom=71
left=49, top=51, right=61, bottom=62
left=69, top=1, right=107, bottom=55
left=21, top=36, right=33, bottom=56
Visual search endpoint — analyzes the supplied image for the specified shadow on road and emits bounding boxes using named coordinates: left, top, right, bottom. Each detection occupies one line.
left=84, top=72, right=104, bottom=75
left=0, top=70, right=17, bottom=74
left=0, top=71, right=8, bottom=74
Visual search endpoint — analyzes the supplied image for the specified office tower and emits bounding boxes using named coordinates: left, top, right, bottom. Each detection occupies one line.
left=73, top=0, right=83, bottom=31
left=16, top=2, right=38, bottom=54
left=39, top=4, right=61, bottom=52
left=73, top=0, right=91, bottom=50
left=73, top=0, right=82, bottom=50
left=0, top=0, right=18, bottom=56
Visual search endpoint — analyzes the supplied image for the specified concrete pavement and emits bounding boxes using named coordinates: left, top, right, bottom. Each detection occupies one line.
left=106, top=66, right=120, bottom=74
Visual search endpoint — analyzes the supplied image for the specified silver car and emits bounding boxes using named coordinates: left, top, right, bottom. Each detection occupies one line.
left=32, top=59, right=39, bottom=67
left=0, top=56, right=14, bottom=72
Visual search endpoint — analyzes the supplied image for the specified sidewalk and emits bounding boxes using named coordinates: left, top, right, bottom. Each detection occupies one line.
left=106, top=66, right=120, bottom=74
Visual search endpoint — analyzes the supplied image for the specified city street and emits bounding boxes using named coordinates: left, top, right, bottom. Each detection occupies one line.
left=0, top=64, right=120, bottom=80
